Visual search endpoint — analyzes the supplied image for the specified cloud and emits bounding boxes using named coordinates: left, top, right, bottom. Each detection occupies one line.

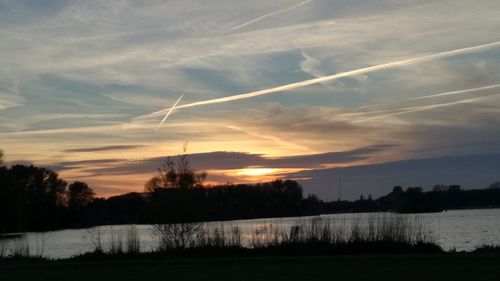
left=0, top=88, right=24, bottom=110
left=227, top=0, right=313, bottom=32
left=1, top=0, right=500, bottom=196
left=288, top=153, right=500, bottom=200
left=411, top=83, right=500, bottom=100
left=146, top=40, right=500, bottom=118
left=64, top=145, right=144, bottom=153
left=51, top=144, right=394, bottom=176
left=352, top=93, right=500, bottom=123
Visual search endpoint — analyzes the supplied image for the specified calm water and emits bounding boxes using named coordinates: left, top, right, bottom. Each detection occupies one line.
left=1, top=209, right=499, bottom=259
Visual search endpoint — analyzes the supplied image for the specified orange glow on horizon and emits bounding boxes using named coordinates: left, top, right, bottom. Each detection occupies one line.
left=236, top=168, right=277, bottom=176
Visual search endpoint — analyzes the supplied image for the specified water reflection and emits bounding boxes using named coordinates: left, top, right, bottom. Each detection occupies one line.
left=1, top=209, right=499, bottom=259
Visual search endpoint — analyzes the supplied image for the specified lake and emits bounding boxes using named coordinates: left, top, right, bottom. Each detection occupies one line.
left=1, top=208, right=499, bottom=259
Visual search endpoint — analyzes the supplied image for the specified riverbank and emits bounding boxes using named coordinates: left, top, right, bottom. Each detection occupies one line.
left=1, top=254, right=500, bottom=281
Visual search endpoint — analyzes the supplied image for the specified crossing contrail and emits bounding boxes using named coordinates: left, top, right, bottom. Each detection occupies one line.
left=351, top=94, right=500, bottom=123
left=228, top=0, right=313, bottom=32
left=156, top=94, right=183, bottom=130
left=147, top=40, right=500, bottom=118
left=410, top=83, right=500, bottom=100
left=339, top=83, right=500, bottom=119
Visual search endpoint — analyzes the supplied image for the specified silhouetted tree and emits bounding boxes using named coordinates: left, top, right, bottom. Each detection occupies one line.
left=158, top=155, right=207, bottom=189
left=433, top=184, right=448, bottom=192
left=6, top=165, right=67, bottom=230
left=392, top=186, right=404, bottom=195
left=148, top=143, right=207, bottom=191
left=144, top=176, right=162, bottom=192
left=449, top=185, right=461, bottom=193
left=68, top=181, right=95, bottom=209
left=489, top=182, right=500, bottom=189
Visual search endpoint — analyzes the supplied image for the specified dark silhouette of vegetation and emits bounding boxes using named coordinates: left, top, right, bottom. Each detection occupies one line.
left=68, top=181, right=95, bottom=210
left=144, top=142, right=207, bottom=192
left=320, top=184, right=500, bottom=214
left=2, top=148, right=500, bottom=234
left=0, top=151, right=97, bottom=233
left=0, top=164, right=68, bottom=232
left=474, top=245, right=500, bottom=253
left=1, top=216, right=440, bottom=261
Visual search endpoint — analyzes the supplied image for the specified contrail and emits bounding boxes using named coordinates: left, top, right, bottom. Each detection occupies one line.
left=147, top=40, right=500, bottom=118
left=410, top=83, right=500, bottom=100
left=228, top=0, right=313, bottom=32
left=156, top=94, right=184, bottom=130
left=352, top=94, right=500, bottom=123
left=341, top=83, right=500, bottom=118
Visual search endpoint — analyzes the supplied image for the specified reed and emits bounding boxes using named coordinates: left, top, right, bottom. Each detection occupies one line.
left=94, top=214, right=439, bottom=256
left=11, top=239, right=30, bottom=258
left=108, top=227, right=124, bottom=255
left=85, top=227, right=103, bottom=253
left=126, top=226, right=141, bottom=254
left=0, top=240, right=8, bottom=258
left=152, top=222, right=202, bottom=250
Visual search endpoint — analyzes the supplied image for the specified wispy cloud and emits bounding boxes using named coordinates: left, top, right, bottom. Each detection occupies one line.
left=0, top=91, right=24, bottom=110
left=56, top=144, right=394, bottom=176
left=411, top=83, right=500, bottom=100
left=227, top=0, right=313, bottom=32
left=64, top=145, right=144, bottom=153
left=352, top=94, right=500, bottom=123
left=2, top=0, right=500, bottom=196
left=146, top=40, right=500, bottom=118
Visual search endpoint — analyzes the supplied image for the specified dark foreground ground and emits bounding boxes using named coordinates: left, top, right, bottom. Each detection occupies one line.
left=1, top=254, right=500, bottom=281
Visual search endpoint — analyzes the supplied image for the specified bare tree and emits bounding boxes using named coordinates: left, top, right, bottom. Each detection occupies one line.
left=153, top=222, right=202, bottom=250
left=145, top=142, right=207, bottom=192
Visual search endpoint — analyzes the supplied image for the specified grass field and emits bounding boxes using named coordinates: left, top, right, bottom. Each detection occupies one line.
left=1, top=254, right=499, bottom=281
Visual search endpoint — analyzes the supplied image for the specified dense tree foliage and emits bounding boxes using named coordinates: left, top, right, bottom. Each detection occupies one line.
left=147, top=180, right=304, bottom=223
left=0, top=164, right=69, bottom=232
left=68, top=181, right=95, bottom=210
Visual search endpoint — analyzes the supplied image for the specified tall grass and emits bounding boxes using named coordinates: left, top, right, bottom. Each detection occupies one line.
left=108, top=227, right=124, bottom=255
left=152, top=222, right=203, bottom=250
left=85, top=227, right=103, bottom=253
left=126, top=226, right=140, bottom=254
left=84, top=226, right=141, bottom=255
left=32, top=233, right=46, bottom=258
left=150, top=214, right=438, bottom=254
left=0, top=215, right=439, bottom=260
left=11, top=239, right=30, bottom=258
left=0, top=240, right=8, bottom=258
left=0, top=234, right=45, bottom=260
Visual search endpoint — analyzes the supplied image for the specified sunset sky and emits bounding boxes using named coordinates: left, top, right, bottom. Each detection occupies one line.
left=1, top=0, right=500, bottom=199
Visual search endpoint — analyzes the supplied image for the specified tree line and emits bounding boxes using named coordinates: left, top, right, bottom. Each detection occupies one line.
left=1, top=149, right=500, bottom=233
left=320, top=184, right=500, bottom=214
left=0, top=159, right=95, bottom=233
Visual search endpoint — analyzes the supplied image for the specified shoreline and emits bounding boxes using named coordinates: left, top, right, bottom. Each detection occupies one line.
left=3, top=206, right=500, bottom=236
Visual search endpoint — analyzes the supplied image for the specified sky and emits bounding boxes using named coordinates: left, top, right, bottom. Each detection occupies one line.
left=1, top=0, right=500, bottom=199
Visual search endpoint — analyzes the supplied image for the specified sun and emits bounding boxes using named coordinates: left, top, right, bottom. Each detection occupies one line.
left=236, top=168, right=277, bottom=177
